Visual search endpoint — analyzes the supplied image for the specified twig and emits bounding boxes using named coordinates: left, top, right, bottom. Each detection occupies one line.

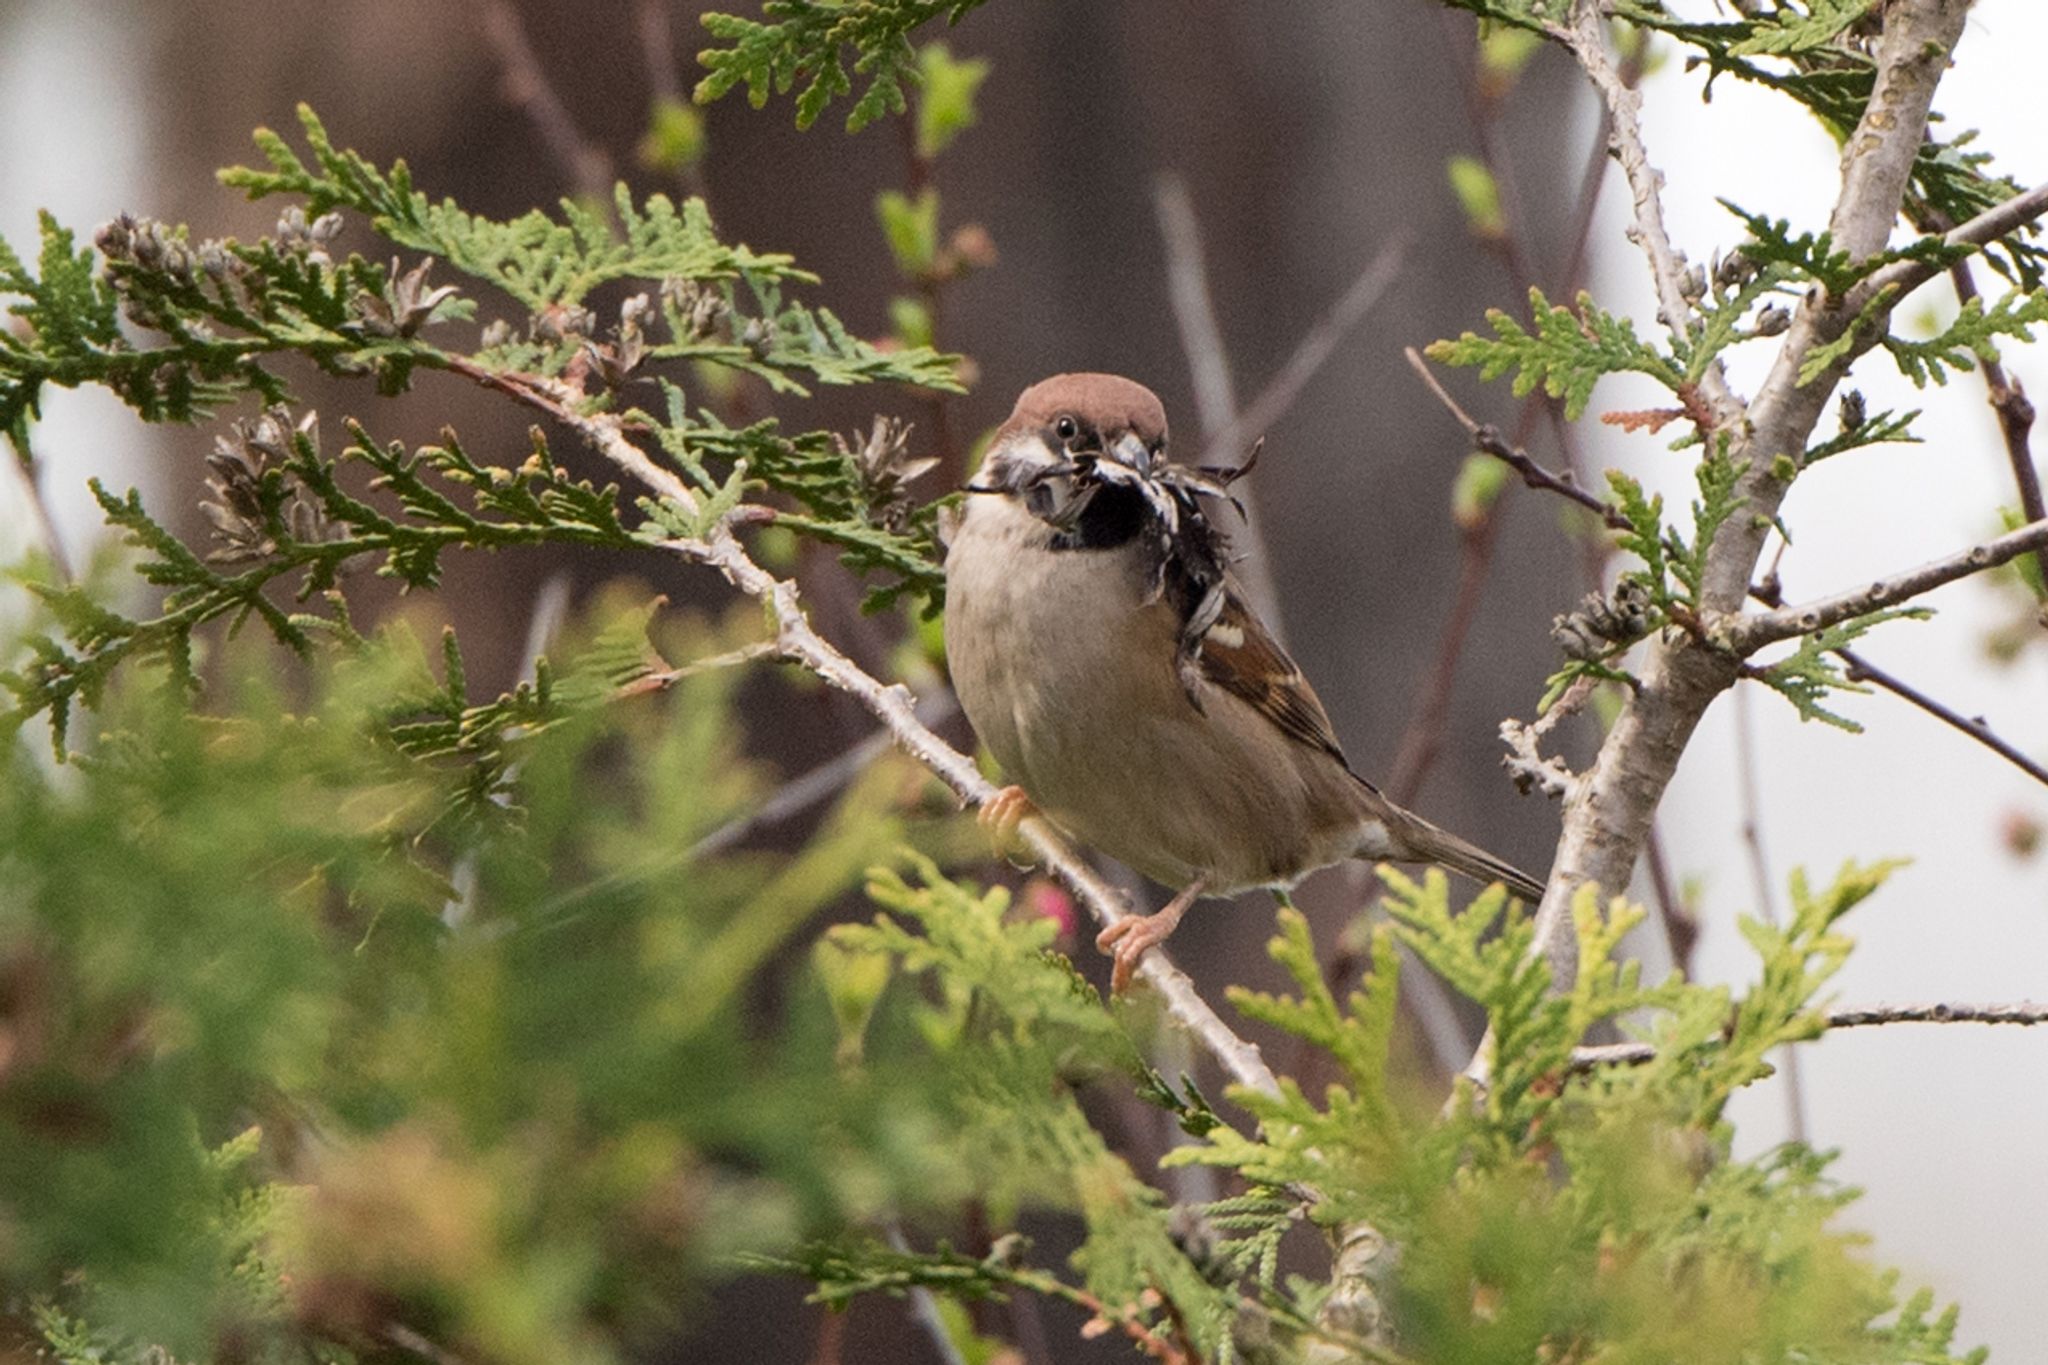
left=1154, top=173, right=1239, bottom=444
left=1838, top=647, right=2048, bottom=787
left=1641, top=827, right=1694, bottom=971
left=1193, top=235, right=1410, bottom=474
left=1385, top=506, right=1503, bottom=802
left=1573, top=1000, right=2048, bottom=1069
left=1500, top=675, right=1593, bottom=801
left=883, top=1224, right=969, bottom=1365
left=1862, top=182, right=2048, bottom=304
left=634, top=0, right=682, bottom=105
left=441, top=356, right=1284, bottom=1101
left=1732, top=684, right=1807, bottom=1144
left=1917, top=200, right=2047, bottom=578
left=694, top=692, right=961, bottom=860
left=5, top=434, right=74, bottom=584
left=1726, top=515, right=2048, bottom=651
left=477, top=0, right=615, bottom=206
left=617, top=639, right=781, bottom=697
left=1405, top=347, right=1629, bottom=531
left=1552, top=1, right=1737, bottom=427
left=1153, top=172, right=1284, bottom=629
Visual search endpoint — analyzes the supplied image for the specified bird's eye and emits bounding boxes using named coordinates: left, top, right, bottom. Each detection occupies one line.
left=1054, top=415, right=1080, bottom=443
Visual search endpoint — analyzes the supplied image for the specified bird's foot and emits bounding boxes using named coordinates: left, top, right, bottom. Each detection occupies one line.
left=1095, top=877, right=1207, bottom=994
left=977, top=784, right=1039, bottom=854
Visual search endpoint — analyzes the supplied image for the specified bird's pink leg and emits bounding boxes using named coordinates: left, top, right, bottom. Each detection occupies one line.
left=1096, top=876, right=1208, bottom=994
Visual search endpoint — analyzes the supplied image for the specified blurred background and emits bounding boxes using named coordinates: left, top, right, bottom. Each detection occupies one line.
left=2, top=0, right=2042, bottom=1358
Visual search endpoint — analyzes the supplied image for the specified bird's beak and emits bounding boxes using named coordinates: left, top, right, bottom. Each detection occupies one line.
left=1107, top=431, right=1153, bottom=476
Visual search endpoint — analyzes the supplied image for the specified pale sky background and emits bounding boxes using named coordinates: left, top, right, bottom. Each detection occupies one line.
left=2, top=1, right=2044, bottom=1357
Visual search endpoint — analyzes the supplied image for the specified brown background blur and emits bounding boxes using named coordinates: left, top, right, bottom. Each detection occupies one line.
left=6, top=1, right=1592, bottom=1357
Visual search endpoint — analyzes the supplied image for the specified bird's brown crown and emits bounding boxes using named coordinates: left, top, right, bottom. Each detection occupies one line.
left=1002, top=373, right=1169, bottom=449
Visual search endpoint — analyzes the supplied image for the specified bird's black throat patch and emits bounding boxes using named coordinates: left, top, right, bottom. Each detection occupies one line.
left=1043, top=479, right=1147, bottom=551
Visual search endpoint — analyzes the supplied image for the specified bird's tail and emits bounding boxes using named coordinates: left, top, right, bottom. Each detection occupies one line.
left=1382, top=816, right=1548, bottom=903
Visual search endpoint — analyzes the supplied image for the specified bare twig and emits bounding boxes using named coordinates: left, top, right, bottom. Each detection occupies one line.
left=1405, top=347, right=1629, bottom=531
left=1500, top=674, right=1594, bottom=802
left=1552, top=2, right=1738, bottom=428
left=1740, top=570, right=2048, bottom=789
left=634, top=0, right=682, bottom=105
left=1573, top=1000, right=2048, bottom=1069
left=1641, top=827, right=1694, bottom=971
left=1916, top=201, right=2047, bottom=578
left=477, top=0, right=615, bottom=205
left=1839, top=647, right=2048, bottom=787
left=1152, top=172, right=1283, bottom=629
left=5, top=437, right=74, bottom=584
left=1863, top=182, right=2048, bottom=303
left=1193, top=236, right=1410, bottom=474
left=1732, top=684, right=1807, bottom=1143
left=1727, top=515, right=2048, bottom=651
left=441, top=356, right=1285, bottom=1101
left=883, top=1224, right=970, bottom=1365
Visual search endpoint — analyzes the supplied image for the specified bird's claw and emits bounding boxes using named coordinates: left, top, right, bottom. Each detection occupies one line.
left=977, top=784, right=1039, bottom=854
left=1096, top=915, right=1165, bottom=995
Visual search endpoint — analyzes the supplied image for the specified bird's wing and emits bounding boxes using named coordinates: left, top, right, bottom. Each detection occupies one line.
left=1192, top=587, right=1351, bottom=766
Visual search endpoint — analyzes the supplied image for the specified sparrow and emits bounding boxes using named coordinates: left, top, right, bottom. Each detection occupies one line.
left=943, top=373, right=1546, bottom=992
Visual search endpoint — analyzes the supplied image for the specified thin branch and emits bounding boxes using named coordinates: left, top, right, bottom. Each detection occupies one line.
left=1838, top=647, right=2048, bottom=787
left=442, top=356, right=1285, bottom=1101
left=5, top=434, right=74, bottom=584
left=883, top=1224, right=970, bottom=1365
left=1154, top=173, right=1239, bottom=443
left=1193, top=235, right=1410, bottom=473
left=1385, top=508, right=1502, bottom=801
left=1727, top=515, right=2048, bottom=651
left=1741, top=570, right=2048, bottom=789
left=1404, top=347, right=1629, bottom=530
left=1153, top=172, right=1284, bottom=630
left=1574, top=1000, right=2048, bottom=1069
left=1915, top=198, right=2048, bottom=575
left=1862, top=181, right=2048, bottom=303
left=1732, top=684, right=1808, bottom=1144
left=1641, top=827, right=1695, bottom=972
left=1553, top=1, right=1738, bottom=427
left=477, top=0, right=615, bottom=206
left=618, top=639, right=782, bottom=697
left=634, top=0, right=683, bottom=105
